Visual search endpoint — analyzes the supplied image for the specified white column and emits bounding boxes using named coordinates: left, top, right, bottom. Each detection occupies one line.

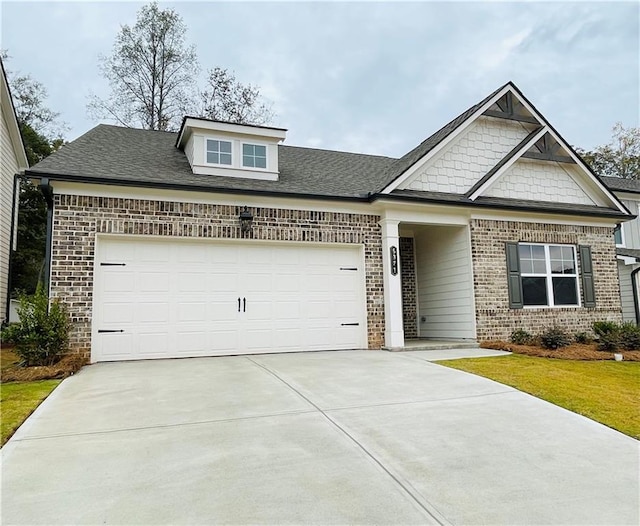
left=379, top=219, right=405, bottom=349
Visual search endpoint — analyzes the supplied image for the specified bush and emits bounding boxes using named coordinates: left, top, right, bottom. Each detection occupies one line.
left=539, top=325, right=571, bottom=350
left=597, top=332, right=619, bottom=352
left=593, top=321, right=619, bottom=338
left=619, top=322, right=640, bottom=351
left=574, top=331, right=593, bottom=344
left=510, top=329, right=533, bottom=345
left=1, top=286, right=71, bottom=366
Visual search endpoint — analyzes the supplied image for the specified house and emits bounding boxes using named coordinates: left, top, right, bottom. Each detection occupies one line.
left=0, top=58, right=28, bottom=324
left=26, top=82, right=632, bottom=362
left=601, top=176, right=640, bottom=324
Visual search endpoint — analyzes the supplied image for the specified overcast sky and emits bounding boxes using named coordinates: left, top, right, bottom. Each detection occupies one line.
left=1, top=1, right=638, bottom=157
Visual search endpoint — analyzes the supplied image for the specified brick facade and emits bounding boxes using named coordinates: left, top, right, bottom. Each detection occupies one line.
left=51, top=195, right=384, bottom=356
left=470, top=219, right=622, bottom=341
left=399, top=237, right=417, bottom=338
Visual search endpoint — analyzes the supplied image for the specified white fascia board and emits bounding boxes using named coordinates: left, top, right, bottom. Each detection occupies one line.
left=613, top=190, right=640, bottom=201
left=49, top=181, right=375, bottom=216
left=178, top=118, right=286, bottom=149
left=1, top=68, right=28, bottom=170
left=381, top=84, right=526, bottom=194
left=468, top=126, right=549, bottom=200
left=470, top=209, right=618, bottom=228
left=542, top=127, right=629, bottom=214
left=617, top=255, right=640, bottom=265
left=502, top=91, right=629, bottom=215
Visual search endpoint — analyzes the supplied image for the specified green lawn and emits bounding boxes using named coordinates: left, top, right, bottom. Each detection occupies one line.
left=436, top=355, right=640, bottom=439
left=1, top=380, right=61, bottom=446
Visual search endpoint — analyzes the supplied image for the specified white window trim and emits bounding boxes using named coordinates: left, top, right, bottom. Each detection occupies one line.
left=205, top=138, right=233, bottom=167
left=240, top=141, right=269, bottom=171
left=520, top=243, right=581, bottom=308
left=614, top=223, right=625, bottom=248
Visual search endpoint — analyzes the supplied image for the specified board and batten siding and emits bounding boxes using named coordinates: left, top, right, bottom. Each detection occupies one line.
left=618, top=260, right=638, bottom=324
left=620, top=199, right=640, bottom=248
left=414, top=225, right=475, bottom=339
left=1, top=110, right=20, bottom=321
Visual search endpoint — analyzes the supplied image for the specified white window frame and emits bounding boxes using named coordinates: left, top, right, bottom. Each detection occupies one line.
left=241, top=141, right=268, bottom=170
left=205, top=138, right=233, bottom=166
left=519, top=243, right=581, bottom=308
left=614, top=223, right=625, bottom=248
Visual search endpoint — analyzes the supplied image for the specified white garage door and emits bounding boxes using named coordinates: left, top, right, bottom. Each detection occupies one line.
left=92, top=237, right=367, bottom=362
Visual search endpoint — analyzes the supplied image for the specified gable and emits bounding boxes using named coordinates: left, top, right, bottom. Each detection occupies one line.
left=399, top=116, right=538, bottom=193
left=484, top=158, right=596, bottom=205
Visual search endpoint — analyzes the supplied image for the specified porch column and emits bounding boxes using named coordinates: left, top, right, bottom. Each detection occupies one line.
left=379, top=219, right=405, bottom=349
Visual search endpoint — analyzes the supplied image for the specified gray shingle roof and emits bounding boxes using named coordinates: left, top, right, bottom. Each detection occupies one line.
left=28, top=124, right=396, bottom=199
left=601, top=176, right=640, bottom=194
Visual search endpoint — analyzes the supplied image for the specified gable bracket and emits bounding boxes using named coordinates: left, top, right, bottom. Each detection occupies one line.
left=521, top=133, right=576, bottom=164
left=483, top=92, right=539, bottom=124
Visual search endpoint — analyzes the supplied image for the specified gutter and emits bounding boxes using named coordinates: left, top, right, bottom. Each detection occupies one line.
left=39, top=178, right=54, bottom=295
left=5, top=173, right=19, bottom=323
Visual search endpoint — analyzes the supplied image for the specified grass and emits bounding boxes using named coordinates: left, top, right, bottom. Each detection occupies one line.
left=1, top=380, right=61, bottom=445
left=437, top=354, right=640, bottom=439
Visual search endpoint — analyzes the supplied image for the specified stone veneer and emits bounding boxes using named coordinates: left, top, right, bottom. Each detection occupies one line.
left=399, top=237, right=417, bottom=338
left=470, top=219, right=622, bottom=341
left=51, top=195, right=385, bottom=357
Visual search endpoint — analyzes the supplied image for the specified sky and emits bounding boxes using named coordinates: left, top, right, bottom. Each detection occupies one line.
left=1, top=1, right=638, bottom=158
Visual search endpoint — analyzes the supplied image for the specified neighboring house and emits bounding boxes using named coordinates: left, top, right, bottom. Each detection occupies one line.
left=601, top=176, right=640, bottom=324
left=26, top=82, right=632, bottom=362
left=0, top=58, right=28, bottom=323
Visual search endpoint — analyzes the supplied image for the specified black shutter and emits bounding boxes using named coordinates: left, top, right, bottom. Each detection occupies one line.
left=579, top=245, right=596, bottom=308
left=506, top=242, right=523, bottom=309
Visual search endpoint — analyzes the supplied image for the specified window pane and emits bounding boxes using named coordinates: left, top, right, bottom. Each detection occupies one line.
left=522, top=277, right=548, bottom=306
left=549, top=246, right=561, bottom=260
left=220, top=153, right=232, bottom=165
left=531, top=245, right=545, bottom=258
left=553, top=277, right=578, bottom=305
left=206, top=139, right=218, bottom=152
left=220, top=141, right=232, bottom=153
left=255, top=156, right=266, bottom=169
left=243, top=144, right=253, bottom=155
left=243, top=155, right=254, bottom=167
left=254, top=145, right=266, bottom=157
left=206, top=152, right=219, bottom=164
left=561, top=246, right=574, bottom=260
left=518, top=244, right=532, bottom=260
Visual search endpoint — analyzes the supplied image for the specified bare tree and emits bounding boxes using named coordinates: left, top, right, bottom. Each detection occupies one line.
left=88, top=2, right=198, bottom=131
left=198, top=67, right=273, bottom=125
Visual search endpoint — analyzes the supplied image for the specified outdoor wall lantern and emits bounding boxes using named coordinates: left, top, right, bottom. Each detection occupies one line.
left=239, top=206, right=254, bottom=234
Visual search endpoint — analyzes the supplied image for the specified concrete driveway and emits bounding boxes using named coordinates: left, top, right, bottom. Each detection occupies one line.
left=2, top=350, right=638, bottom=525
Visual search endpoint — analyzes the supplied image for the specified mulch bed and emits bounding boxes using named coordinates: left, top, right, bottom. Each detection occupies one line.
left=481, top=341, right=640, bottom=361
left=1, top=353, right=88, bottom=382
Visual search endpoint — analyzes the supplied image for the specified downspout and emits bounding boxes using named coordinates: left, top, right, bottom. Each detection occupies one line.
left=39, top=178, right=54, bottom=295
left=5, top=173, right=19, bottom=323
left=631, top=265, right=640, bottom=326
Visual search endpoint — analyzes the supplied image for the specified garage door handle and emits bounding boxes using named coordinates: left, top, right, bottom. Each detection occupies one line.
left=238, top=297, right=241, bottom=312
left=243, top=297, right=246, bottom=312
left=341, top=323, right=359, bottom=326
left=98, top=329, right=124, bottom=333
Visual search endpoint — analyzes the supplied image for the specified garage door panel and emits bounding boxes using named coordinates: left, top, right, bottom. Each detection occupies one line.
left=93, top=238, right=366, bottom=361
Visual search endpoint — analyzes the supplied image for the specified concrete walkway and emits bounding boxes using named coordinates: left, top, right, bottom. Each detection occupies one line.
left=2, top=350, right=638, bottom=525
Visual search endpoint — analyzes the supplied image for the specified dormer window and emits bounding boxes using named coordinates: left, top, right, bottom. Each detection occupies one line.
left=206, top=139, right=232, bottom=165
left=242, top=144, right=267, bottom=169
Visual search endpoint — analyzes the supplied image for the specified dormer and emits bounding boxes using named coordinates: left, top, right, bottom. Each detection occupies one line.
left=176, top=117, right=287, bottom=181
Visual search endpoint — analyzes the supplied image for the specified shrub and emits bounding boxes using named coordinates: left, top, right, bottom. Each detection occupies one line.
left=597, top=332, right=619, bottom=352
left=510, top=329, right=533, bottom=345
left=1, top=286, right=71, bottom=366
left=619, top=322, right=640, bottom=351
left=539, top=325, right=571, bottom=350
left=592, top=321, right=619, bottom=338
left=574, top=331, right=593, bottom=344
